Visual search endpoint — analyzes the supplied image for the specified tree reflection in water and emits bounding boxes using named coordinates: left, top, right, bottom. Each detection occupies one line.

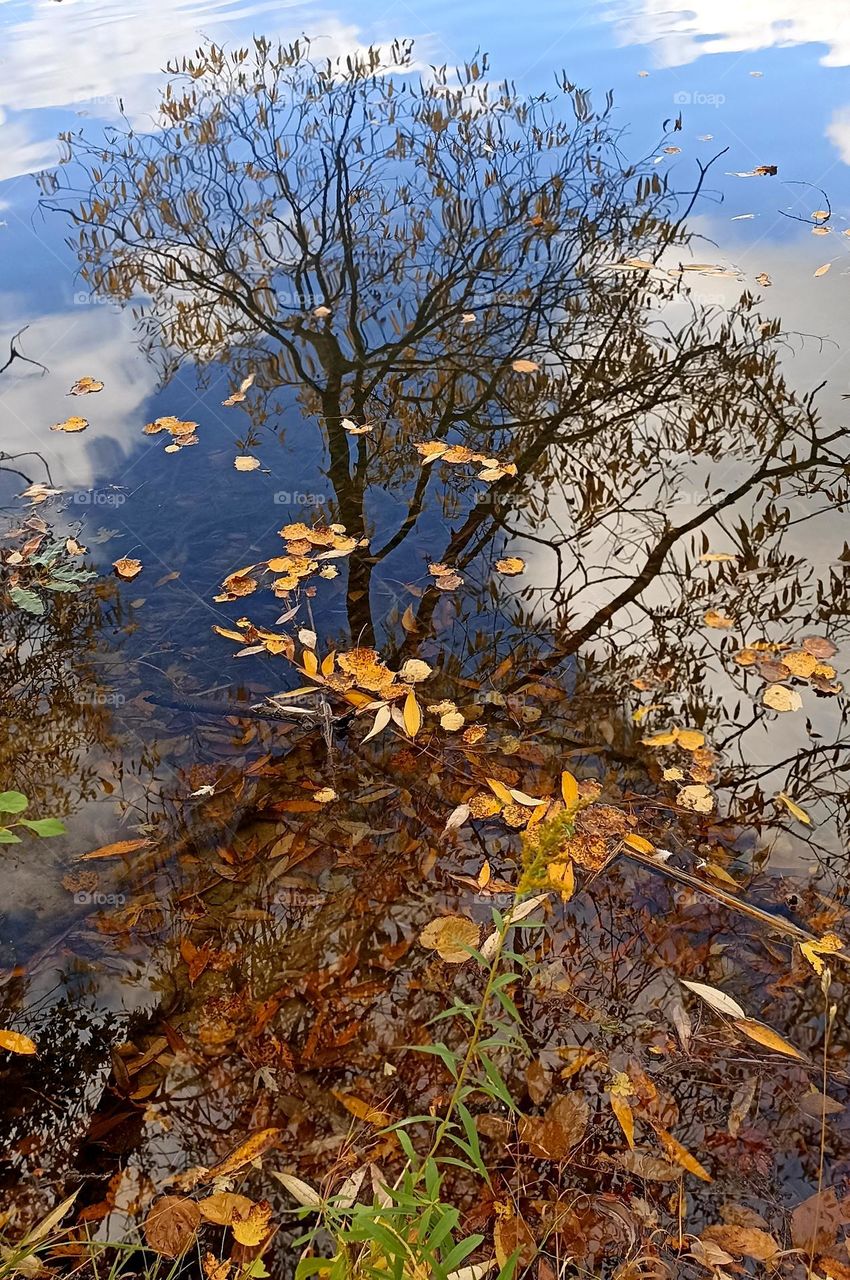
left=6, top=36, right=847, bottom=1270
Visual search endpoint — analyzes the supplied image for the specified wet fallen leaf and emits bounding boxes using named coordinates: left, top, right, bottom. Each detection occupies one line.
left=560, top=770, right=579, bottom=809
left=231, top=1200, right=273, bottom=1245
left=511, top=358, right=539, bottom=373
left=362, top=705, right=392, bottom=743
left=495, top=557, right=525, bottom=575
left=734, top=1019, right=804, bottom=1059
left=399, top=659, right=431, bottom=683
left=51, top=415, right=88, bottom=433
left=69, top=376, right=103, bottom=395
left=814, top=262, right=832, bottom=277
left=331, top=1091, right=390, bottom=1126
left=781, top=650, right=818, bottom=678
left=776, top=792, right=812, bottom=825
left=610, top=1094, right=635, bottom=1149
left=144, top=416, right=198, bottom=437
left=0, top=1030, right=37, bottom=1055
left=655, top=1127, right=712, bottom=1182
left=681, top=980, right=746, bottom=1020
left=113, top=557, right=143, bottom=580
left=800, top=932, right=844, bottom=976
left=234, top=455, right=261, bottom=471
left=402, top=690, right=422, bottom=738
left=801, top=635, right=837, bottom=659
left=763, top=685, right=802, bottom=712
left=419, top=915, right=479, bottom=963
left=615, top=1150, right=681, bottom=1182
left=703, top=609, right=734, bottom=629
left=494, top=1212, right=536, bottom=1271
left=676, top=783, right=714, bottom=814
left=312, top=788, right=337, bottom=804
left=199, top=1193, right=255, bottom=1226
left=701, top=1225, right=780, bottom=1262
left=623, top=834, right=654, bottom=855
left=547, top=859, right=575, bottom=900
left=144, top=1196, right=200, bottom=1258
left=222, top=373, right=255, bottom=406
left=270, top=1172, right=323, bottom=1208
left=204, top=1128, right=282, bottom=1180
left=519, top=1093, right=588, bottom=1159
left=78, top=837, right=151, bottom=861
left=415, top=442, right=449, bottom=463
left=342, top=419, right=373, bottom=434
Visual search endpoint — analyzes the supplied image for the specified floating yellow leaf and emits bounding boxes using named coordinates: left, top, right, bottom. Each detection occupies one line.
left=222, top=372, right=255, bottom=406
left=399, top=659, right=431, bottom=683
left=203, top=1128, right=282, bottom=1181
left=51, top=415, right=88, bottom=433
left=144, top=416, right=198, bottom=436
left=511, top=358, right=539, bottom=373
left=814, top=262, right=832, bottom=277
left=676, top=783, right=714, bottom=814
left=113, top=557, right=143, bottom=580
left=623, top=834, right=654, bottom=855
left=403, top=690, right=422, bottom=738
left=781, top=650, right=818, bottom=678
left=199, top=1193, right=255, bottom=1226
left=414, top=441, right=449, bottom=463
left=495, top=557, right=526, bottom=575
left=703, top=609, right=734, bottom=629
left=441, top=710, right=465, bottom=731
left=419, top=915, right=479, bottom=963
left=763, top=685, right=802, bottom=713
left=776, top=792, right=812, bottom=825
left=331, top=1090, right=390, bottom=1126
left=734, top=1018, right=804, bottom=1060
left=547, top=859, right=575, bottom=900
left=610, top=1094, right=635, bottom=1149
left=234, top=455, right=261, bottom=471
left=0, top=1029, right=37, bottom=1055
left=486, top=777, right=515, bottom=807
left=655, top=1127, right=712, bottom=1182
left=69, top=376, right=103, bottom=395
left=800, top=932, right=843, bottom=976
left=231, top=1201, right=273, bottom=1247
left=78, top=837, right=150, bottom=862
left=560, top=770, right=579, bottom=810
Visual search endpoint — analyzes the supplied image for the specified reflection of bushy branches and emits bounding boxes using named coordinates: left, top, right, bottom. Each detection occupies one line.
left=0, top=529, right=120, bottom=811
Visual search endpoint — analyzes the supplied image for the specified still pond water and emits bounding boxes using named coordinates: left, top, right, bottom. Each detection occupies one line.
left=1, top=0, right=850, bottom=1271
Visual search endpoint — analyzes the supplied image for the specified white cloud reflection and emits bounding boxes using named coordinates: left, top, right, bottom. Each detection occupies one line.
left=610, top=0, right=850, bottom=68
